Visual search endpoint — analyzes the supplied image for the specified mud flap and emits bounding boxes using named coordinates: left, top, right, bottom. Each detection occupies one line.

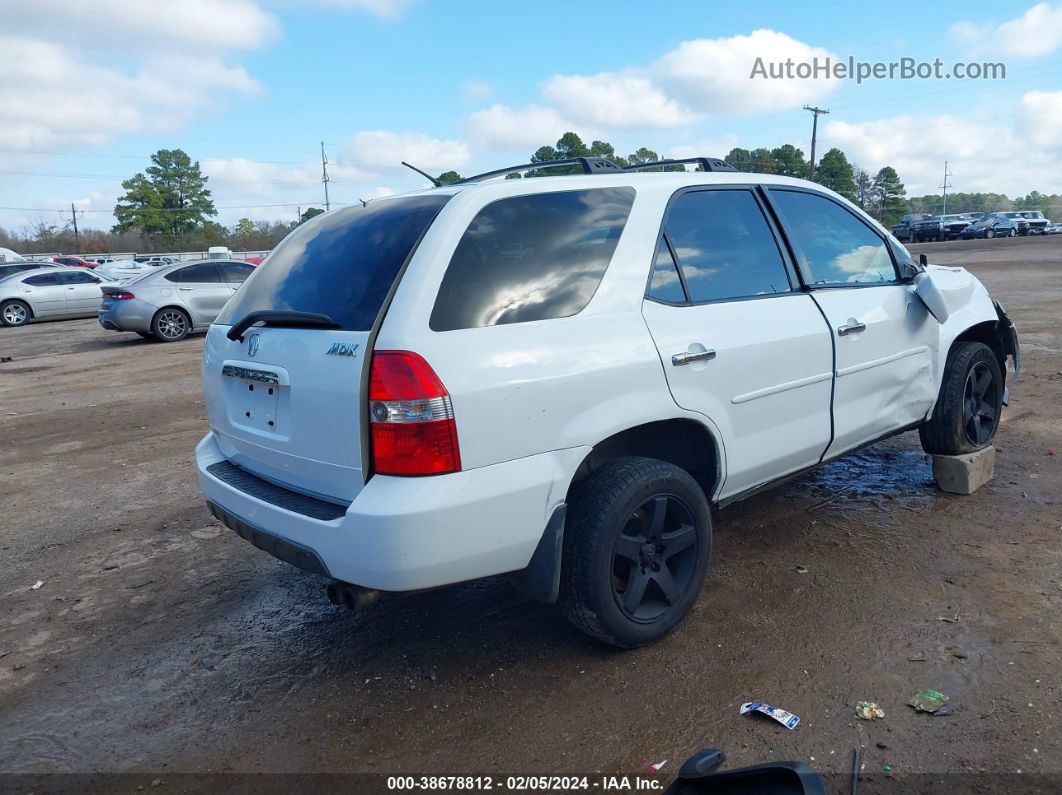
left=508, top=504, right=565, bottom=604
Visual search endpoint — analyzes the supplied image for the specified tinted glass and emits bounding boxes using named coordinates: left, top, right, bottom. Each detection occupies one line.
left=770, top=190, right=896, bottom=285
left=430, top=188, right=634, bottom=331
left=648, top=237, right=686, bottom=303
left=220, top=262, right=254, bottom=283
left=166, top=264, right=222, bottom=283
left=24, top=273, right=59, bottom=286
left=57, top=270, right=97, bottom=284
left=218, top=195, right=449, bottom=332
left=665, top=190, right=790, bottom=302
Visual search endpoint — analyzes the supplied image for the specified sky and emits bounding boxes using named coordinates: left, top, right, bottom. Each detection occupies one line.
left=1, top=0, right=1060, bottom=236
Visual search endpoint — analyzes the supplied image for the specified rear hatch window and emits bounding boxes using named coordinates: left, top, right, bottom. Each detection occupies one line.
left=217, top=194, right=451, bottom=331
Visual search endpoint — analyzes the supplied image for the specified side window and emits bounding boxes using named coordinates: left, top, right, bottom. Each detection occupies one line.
left=430, top=187, right=635, bottom=331
left=24, top=274, right=59, bottom=286
left=770, top=190, right=897, bottom=286
left=648, top=237, right=687, bottom=303
left=220, top=262, right=254, bottom=283
left=167, top=264, right=222, bottom=283
left=664, top=189, right=791, bottom=302
left=57, top=271, right=96, bottom=284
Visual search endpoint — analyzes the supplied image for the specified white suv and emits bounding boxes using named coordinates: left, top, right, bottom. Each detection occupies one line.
left=196, top=157, right=1020, bottom=647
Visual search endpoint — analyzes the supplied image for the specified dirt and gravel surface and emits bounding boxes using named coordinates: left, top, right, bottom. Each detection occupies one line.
left=1, top=235, right=1060, bottom=792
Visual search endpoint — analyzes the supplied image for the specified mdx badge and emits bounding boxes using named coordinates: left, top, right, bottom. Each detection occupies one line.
left=247, top=333, right=260, bottom=357
left=326, top=342, right=359, bottom=357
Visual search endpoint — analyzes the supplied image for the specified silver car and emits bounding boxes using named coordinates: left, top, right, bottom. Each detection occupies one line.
left=97, top=259, right=254, bottom=341
left=0, top=266, right=107, bottom=327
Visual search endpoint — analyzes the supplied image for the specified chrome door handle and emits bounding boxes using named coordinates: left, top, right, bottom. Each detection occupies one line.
left=672, top=349, right=716, bottom=366
left=837, top=321, right=866, bottom=336
left=178, top=287, right=194, bottom=291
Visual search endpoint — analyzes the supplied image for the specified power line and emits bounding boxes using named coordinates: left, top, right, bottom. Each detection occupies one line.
left=320, top=141, right=331, bottom=212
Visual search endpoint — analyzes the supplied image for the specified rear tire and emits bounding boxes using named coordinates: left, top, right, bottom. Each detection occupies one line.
left=151, top=307, right=190, bottom=342
left=1, top=300, right=31, bottom=327
left=919, top=342, right=1003, bottom=455
left=559, top=457, right=712, bottom=648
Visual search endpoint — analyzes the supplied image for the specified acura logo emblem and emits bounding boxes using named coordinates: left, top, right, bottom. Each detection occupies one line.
left=247, top=333, right=260, bottom=357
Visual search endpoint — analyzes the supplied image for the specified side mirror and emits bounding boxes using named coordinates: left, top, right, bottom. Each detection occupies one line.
left=919, top=253, right=928, bottom=267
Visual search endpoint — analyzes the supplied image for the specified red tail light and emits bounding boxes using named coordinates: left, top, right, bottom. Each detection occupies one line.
left=369, top=351, right=460, bottom=476
left=109, top=291, right=135, bottom=300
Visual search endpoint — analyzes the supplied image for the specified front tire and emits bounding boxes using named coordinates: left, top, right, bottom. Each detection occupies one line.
left=920, top=342, right=1003, bottom=455
left=1, top=300, right=31, bottom=327
left=559, top=457, right=712, bottom=648
left=152, top=307, right=190, bottom=342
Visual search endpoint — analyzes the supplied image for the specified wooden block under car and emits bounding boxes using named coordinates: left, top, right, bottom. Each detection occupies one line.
left=932, top=446, right=996, bottom=495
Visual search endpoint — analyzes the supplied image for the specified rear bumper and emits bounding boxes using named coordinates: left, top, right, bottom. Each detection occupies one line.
left=98, top=299, right=155, bottom=333
left=196, top=432, right=587, bottom=591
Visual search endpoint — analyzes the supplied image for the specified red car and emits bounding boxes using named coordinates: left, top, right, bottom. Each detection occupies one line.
left=53, top=255, right=97, bottom=268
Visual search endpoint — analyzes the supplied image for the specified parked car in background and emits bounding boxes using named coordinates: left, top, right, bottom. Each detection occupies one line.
left=891, top=213, right=936, bottom=242
left=195, top=163, right=1020, bottom=647
left=1046, top=223, right=1062, bottom=235
left=1019, top=211, right=1049, bottom=235
left=207, top=246, right=233, bottom=260
left=960, top=212, right=1026, bottom=239
left=0, top=262, right=59, bottom=281
left=0, top=267, right=107, bottom=326
left=95, top=259, right=153, bottom=281
left=134, top=256, right=178, bottom=266
left=53, top=255, right=98, bottom=268
left=98, top=260, right=254, bottom=341
left=91, top=257, right=116, bottom=265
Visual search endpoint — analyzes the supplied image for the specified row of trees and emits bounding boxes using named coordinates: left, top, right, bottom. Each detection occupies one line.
left=435, top=132, right=912, bottom=224
left=3, top=140, right=1059, bottom=256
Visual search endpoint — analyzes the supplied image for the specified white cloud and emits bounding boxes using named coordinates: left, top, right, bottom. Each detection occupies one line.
left=951, top=2, right=1062, bottom=58
left=543, top=72, right=698, bottom=128
left=0, top=37, right=264, bottom=151
left=303, top=0, right=416, bottom=17
left=823, top=102, right=1061, bottom=196
left=653, top=29, right=839, bottom=114
left=464, top=104, right=584, bottom=150
left=0, top=0, right=276, bottom=152
left=1019, top=90, right=1062, bottom=148
left=343, top=131, right=470, bottom=170
left=666, top=134, right=741, bottom=161
left=464, top=80, right=494, bottom=101
left=0, top=0, right=278, bottom=51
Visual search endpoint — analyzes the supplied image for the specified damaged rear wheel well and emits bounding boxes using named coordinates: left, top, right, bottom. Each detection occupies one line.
left=567, top=419, right=720, bottom=507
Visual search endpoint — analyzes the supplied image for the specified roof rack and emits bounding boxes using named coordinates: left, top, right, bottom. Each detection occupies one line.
left=623, top=157, right=735, bottom=173
left=455, top=157, right=623, bottom=184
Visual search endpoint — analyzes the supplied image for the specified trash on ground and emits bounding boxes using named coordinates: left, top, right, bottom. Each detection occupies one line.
left=795, top=565, right=809, bottom=574
left=855, top=701, right=885, bottom=720
left=740, top=701, right=800, bottom=730
left=907, top=652, right=926, bottom=661
left=647, top=760, right=667, bottom=772
left=933, top=704, right=955, bottom=716
left=30, top=580, right=44, bottom=590
left=0, top=356, right=12, bottom=363
left=908, top=688, right=950, bottom=713
left=1047, top=450, right=1056, bottom=457
left=946, top=645, right=969, bottom=659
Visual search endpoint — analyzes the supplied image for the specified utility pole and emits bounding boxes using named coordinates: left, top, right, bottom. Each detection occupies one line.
left=803, top=105, right=830, bottom=180
left=320, top=141, right=331, bottom=212
left=60, top=203, right=83, bottom=253
left=296, top=205, right=301, bottom=226
left=939, top=161, right=953, bottom=215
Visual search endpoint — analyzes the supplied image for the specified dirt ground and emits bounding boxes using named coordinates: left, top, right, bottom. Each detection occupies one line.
left=1, top=235, right=1060, bottom=792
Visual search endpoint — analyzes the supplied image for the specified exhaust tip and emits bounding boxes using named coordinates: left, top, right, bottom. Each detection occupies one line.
left=326, top=580, right=381, bottom=611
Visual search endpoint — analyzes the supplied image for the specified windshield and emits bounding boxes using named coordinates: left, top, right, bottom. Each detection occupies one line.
left=217, top=195, right=450, bottom=332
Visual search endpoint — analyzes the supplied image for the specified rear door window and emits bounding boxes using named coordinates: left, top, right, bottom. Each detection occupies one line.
left=220, top=262, right=254, bottom=283
left=217, top=195, right=450, bottom=331
left=430, top=187, right=635, bottom=331
left=166, top=264, right=223, bottom=283
left=57, top=270, right=98, bottom=284
left=24, top=273, right=60, bottom=286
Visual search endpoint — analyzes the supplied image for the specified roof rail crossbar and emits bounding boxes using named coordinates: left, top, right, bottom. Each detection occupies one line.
left=455, top=157, right=622, bottom=184
left=623, top=157, right=736, bottom=173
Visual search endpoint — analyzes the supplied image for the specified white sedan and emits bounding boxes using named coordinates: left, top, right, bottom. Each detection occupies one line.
left=0, top=266, right=108, bottom=326
left=95, top=259, right=153, bottom=282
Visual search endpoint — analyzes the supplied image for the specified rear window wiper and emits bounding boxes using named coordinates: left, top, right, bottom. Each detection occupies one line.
left=226, top=310, right=340, bottom=342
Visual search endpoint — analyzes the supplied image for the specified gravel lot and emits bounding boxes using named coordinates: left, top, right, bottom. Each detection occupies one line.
left=1, top=235, right=1060, bottom=790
